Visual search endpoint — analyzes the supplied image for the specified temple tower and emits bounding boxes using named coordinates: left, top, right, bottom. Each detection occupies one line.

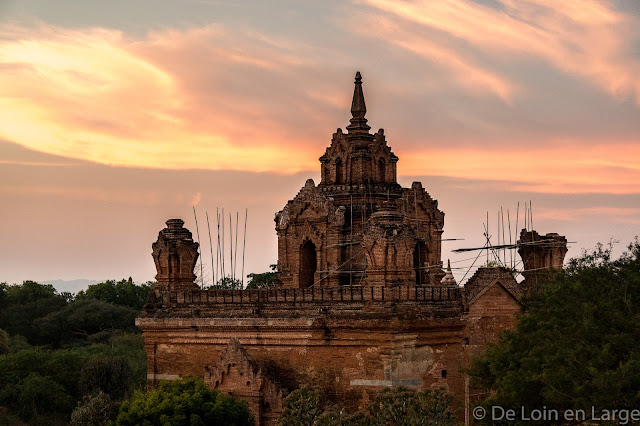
left=517, top=229, right=568, bottom=291
left=275, top=72, right=445, bottom=288
left=151, top=219, right=200, bottom=291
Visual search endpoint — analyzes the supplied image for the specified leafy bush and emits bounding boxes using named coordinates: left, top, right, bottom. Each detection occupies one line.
left=278, top=385, right=455, bottom=426
left=0, top=281, right=67, bottom=344
left=36, top=299, right=138, bottom=347
left=470, top=239, right=640, bottom=423
left=70, top=392, right=118, bottom=426
left=116, top=376, right=253, bottom=426
left=79, top=355, right=133, bottom=400
left=76, top=279, right=151, bottom=310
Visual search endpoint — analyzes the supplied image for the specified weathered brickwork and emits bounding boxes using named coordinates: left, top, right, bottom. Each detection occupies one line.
left=137, top=73, right=569, bottom=425
left=275, top=73, right=444, bottom=289
left=518, top=230, right=568, bottom=291
left=151, top=219, right=200, bottom=291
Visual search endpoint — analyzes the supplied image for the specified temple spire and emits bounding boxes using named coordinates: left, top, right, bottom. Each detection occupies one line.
left=441, top=259, right=457, bottom=285
left=347, top=71, right=370, bottom=133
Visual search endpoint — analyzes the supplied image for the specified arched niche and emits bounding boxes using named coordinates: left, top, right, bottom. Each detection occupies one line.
left=299, top=239, right=317, bottom=288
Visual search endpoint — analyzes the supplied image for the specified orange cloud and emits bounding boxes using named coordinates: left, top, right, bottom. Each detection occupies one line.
left=536, top=207, right=640, bottom=224
left=345, top=12, right=516, bottom=102
left=402, top=142, right=640, bottom=194
left=0, top=184, right=163, bottom=206
left=360, top=0, right=640, bottom=103
left=0, top=20, right=638, bottom=195
left=0, top=23, right=321, bottom=173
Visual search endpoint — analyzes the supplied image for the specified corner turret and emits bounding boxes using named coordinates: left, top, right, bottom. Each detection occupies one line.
left=151, top=219, right=200, bottom=291
left=517, top=229, right=568, bottom=291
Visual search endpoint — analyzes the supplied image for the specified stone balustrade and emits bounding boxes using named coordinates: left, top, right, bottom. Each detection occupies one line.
left=147, top=285, right=461, bottom=306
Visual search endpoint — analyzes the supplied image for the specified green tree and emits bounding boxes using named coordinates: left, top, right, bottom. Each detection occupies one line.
left=278, top=386, right=324, bottom=426
left=246, top=264, right=278, bottom=289
left=15, top=372, right=76, bottom=423
left=369, top=387, right=455, bottom=426
left=76, top=279, right=151, bottom=310
left=0, top=281, right=68, bottom=344
left=213, top=276, right=243, bottom=289
left=278, top=385, right=455, bottom=426
left=470, top=239, right=640, bottom=424
left=116, top=376, right=253, bottom=426
left=79, top=355, right=133, bottom=400
left=0, top=329, right=9, bottom=355
left=36, top=299, right=139, bottom=347
left=70, top=392, right=118, bottom=426
left=316, top=406, right=371, bottom=426
left=0, top=347, right=90, bottom=422
left=106, top=332, right=148, bottom=393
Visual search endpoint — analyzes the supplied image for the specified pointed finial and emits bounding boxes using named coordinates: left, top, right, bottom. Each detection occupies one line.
left=441, top=259, right=457, bottom=285
left=347, top=71, right=370, bottom=133
left=351, top=71, right=366, bottom=118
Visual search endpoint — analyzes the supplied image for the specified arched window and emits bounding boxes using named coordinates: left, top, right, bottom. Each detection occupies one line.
left=413, top=240, right=428, bottom=285
left=335, top=159, right=343, bottom=184
left=378, top=158, right=386, bottom=182
left=299, top=239, right=317, bottom=288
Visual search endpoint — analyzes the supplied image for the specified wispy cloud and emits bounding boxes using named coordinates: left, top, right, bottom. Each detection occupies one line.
left=344, top=10, right=517, bottom=102
left=0, top=23, right=324, bottom=173
left=358, top=0, right=640, bottom=103
left=537, top=206, right=640, bottom=224
left=403, top=142, right=640, bottom=194
left=0, top=8, right=639, bottom=195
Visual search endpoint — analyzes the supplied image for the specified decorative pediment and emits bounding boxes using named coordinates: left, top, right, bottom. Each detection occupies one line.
left=275, top=179, right=332, bottom=230
left=463, top=267, right=523, bottom=305
left=403, top=183, right=445, bottom=230
left=205, top=339, right=286, bottom=417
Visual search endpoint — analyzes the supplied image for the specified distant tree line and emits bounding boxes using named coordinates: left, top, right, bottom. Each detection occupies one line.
left=205, top=263, right=278, bottom=290
left=0, top=274, right=272, bottom=425
left=0, top=279, right=150, bottom=424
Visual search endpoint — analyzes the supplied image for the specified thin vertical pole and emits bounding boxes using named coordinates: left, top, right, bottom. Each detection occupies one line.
left=206, top=212, right=215, bottom=287
left=221, top=208, right=225, bottom=281
left=507, top=209, right=512, bottom=268
left=497, top=210, right=500, bottom=251
left=486, top=211, right=489, bottom=265
left=501, top=207, right=505, bottom=266
left=241, top=208, right=248, bottom=289
left=229, top=213, right=234, bottom=283
left=216, top=208, right=221, bottom=286
left=235, top=211, right=239, bottom=284
left=193, top=206, right=204, bottom=289
left=530, top=200, right=533, bottom=231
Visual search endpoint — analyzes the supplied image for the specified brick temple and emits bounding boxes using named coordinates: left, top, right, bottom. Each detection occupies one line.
left=276, top=71, right=444, bottom=289
left=137, top=73, right=568, bottom=425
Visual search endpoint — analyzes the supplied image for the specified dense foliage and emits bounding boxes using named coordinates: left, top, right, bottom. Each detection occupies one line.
left=0, top=280, right=148, bottom=424
left=70, top=392, right=118, bottom=426
left=75, top=279, right=151, bottom=310
left=470, top=239, right=640, bottom=424
left=214, top=276, right=243, bottom=289
left=0, top=280, right=68, bottom=345
left=278, top=385, right=455, bottom=426
left=246, top=264, right=278, bottom=289
left=116, top=376, right=253, bottom=426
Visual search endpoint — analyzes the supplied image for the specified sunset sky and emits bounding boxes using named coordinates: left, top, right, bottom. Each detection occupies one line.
left=1, top=0, right=639, bottom=288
